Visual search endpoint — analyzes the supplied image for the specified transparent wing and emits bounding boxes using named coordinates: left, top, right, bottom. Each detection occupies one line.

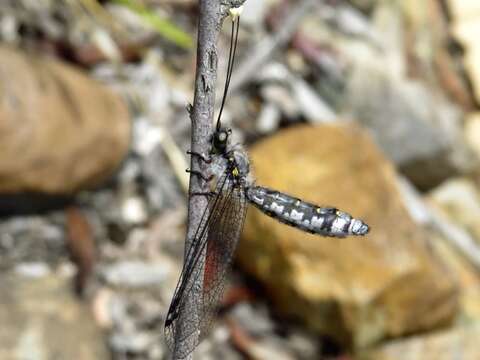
left=164, top=171, right=247, bottom=358
left=200, top=178, right=247, bottom=337
left=164, top=171, right=230, bottom=355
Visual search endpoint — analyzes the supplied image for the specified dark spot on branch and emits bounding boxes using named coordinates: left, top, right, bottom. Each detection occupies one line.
left=201, top=74, right=211, bottom=92
left=208, top=49, right=217, bottom=70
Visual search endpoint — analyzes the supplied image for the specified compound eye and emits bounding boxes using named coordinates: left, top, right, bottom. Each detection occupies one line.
left=218, top=131, right=228, bottom=142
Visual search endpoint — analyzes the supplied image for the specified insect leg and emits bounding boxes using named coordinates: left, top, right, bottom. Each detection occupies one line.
left=191, top=191, right=217, bottom=197
left=187, top=150, right=212, bottom=164
left=186, top=168, right=214, bottom=182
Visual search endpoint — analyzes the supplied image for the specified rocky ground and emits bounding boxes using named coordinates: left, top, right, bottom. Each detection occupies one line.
left=2, top=0, right=480, bottom=359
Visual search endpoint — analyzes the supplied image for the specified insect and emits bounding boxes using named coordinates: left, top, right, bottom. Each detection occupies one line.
left=164, top=9, right=369, bottom=359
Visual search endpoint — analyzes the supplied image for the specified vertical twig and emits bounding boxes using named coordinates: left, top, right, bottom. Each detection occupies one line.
left=175, top=1, right=245, bottom=359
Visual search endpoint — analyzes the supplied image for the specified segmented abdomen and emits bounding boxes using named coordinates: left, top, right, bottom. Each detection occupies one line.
left=246, top=186, right=369, bottom=237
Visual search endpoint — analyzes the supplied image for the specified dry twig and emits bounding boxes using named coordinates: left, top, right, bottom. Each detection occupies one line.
left=173, top=1, right=245, bottom=359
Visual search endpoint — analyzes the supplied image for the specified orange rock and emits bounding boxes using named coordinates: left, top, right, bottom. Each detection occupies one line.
left=239, top=123, right=458, bottom=348
left=0, top=46, right=130, bottom=194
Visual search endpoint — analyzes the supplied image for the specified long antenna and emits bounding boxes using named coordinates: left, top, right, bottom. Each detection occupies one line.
left=216, top=15, right=240, bottom=131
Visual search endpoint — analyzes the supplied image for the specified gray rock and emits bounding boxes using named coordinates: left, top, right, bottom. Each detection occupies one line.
left=120, top=196, right=148, bottom=225
left=0, top=274, right=109, bottom=360
left=101, top=261, right=168, bottom=287
left=299, top=1, right=475, bottom=190
left=244, top=338, right=296, bottom=360
left=259, top=63, right=337, bottom=122
left=0, top=216, right=66, bottom=268
left=285, top=328, right=320, bottom=360
left=229, top=303, right=274, bottom=336
left=109, top=331, right=155, bottom=354
left=196, top=324, right=243, bottom=360
left=344, top=60, right=475, bottom=189
left=14, top=262, right=51, bottom=278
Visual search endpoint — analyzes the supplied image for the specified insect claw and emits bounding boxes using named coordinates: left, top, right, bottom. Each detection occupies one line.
left=186, top=168, right=214, bottom=182
left=187, top=150, right=212, bottom=164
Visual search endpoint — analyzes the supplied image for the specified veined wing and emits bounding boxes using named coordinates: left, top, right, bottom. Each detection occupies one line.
left=164, top=170, right=247, bottom=358
left=200, top=175, right=247, bottom=337
left=164, top=171, right=230, bottom=356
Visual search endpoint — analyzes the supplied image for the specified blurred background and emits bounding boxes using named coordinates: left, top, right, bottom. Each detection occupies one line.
left=1, top=0, right=480, bottom=359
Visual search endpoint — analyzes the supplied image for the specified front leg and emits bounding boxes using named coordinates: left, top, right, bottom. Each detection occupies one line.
left=185, top=169, right=214, bottom=182
left=191, top=191, right=217, bottom=198
left=187, top=150, right=212, bottom=164
left=186, top=150, right=214, bottom=184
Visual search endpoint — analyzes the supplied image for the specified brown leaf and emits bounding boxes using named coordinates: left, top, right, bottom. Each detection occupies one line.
left=66, top=206, right=96, bottom=297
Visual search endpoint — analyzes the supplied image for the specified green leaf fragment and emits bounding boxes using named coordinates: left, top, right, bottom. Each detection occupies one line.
left=113, top=0, right=193, bottom=49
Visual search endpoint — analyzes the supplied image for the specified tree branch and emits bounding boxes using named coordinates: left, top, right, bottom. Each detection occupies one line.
left=173, top=0, right=246, bottom=359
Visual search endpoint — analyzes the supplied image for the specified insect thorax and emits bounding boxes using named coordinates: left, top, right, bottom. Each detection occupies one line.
left=210, top=127, right=254, bottom=187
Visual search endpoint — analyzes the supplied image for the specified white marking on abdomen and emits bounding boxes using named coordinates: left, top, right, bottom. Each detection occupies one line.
left=348, top=219, right=362, bottom=234
left=252, top=195, right=264, bottom=205
left=270, top=202, right=284, bottom=215
left=290, top=209, right=304, bottom=221
left=331, top=217, right=348, bottom=234
left=311, top=216, right=324, bottom=228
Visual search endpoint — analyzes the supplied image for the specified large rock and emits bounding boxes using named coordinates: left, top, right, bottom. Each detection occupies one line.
left=0, top=274, right=109, bottom=359
left=314, top=1, right=476, bottom=189
left=239, top=124, right=458, bottom=348
left=342, top=40, right=473, bottom=190
left=0, top=46, right=130, bottom=194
